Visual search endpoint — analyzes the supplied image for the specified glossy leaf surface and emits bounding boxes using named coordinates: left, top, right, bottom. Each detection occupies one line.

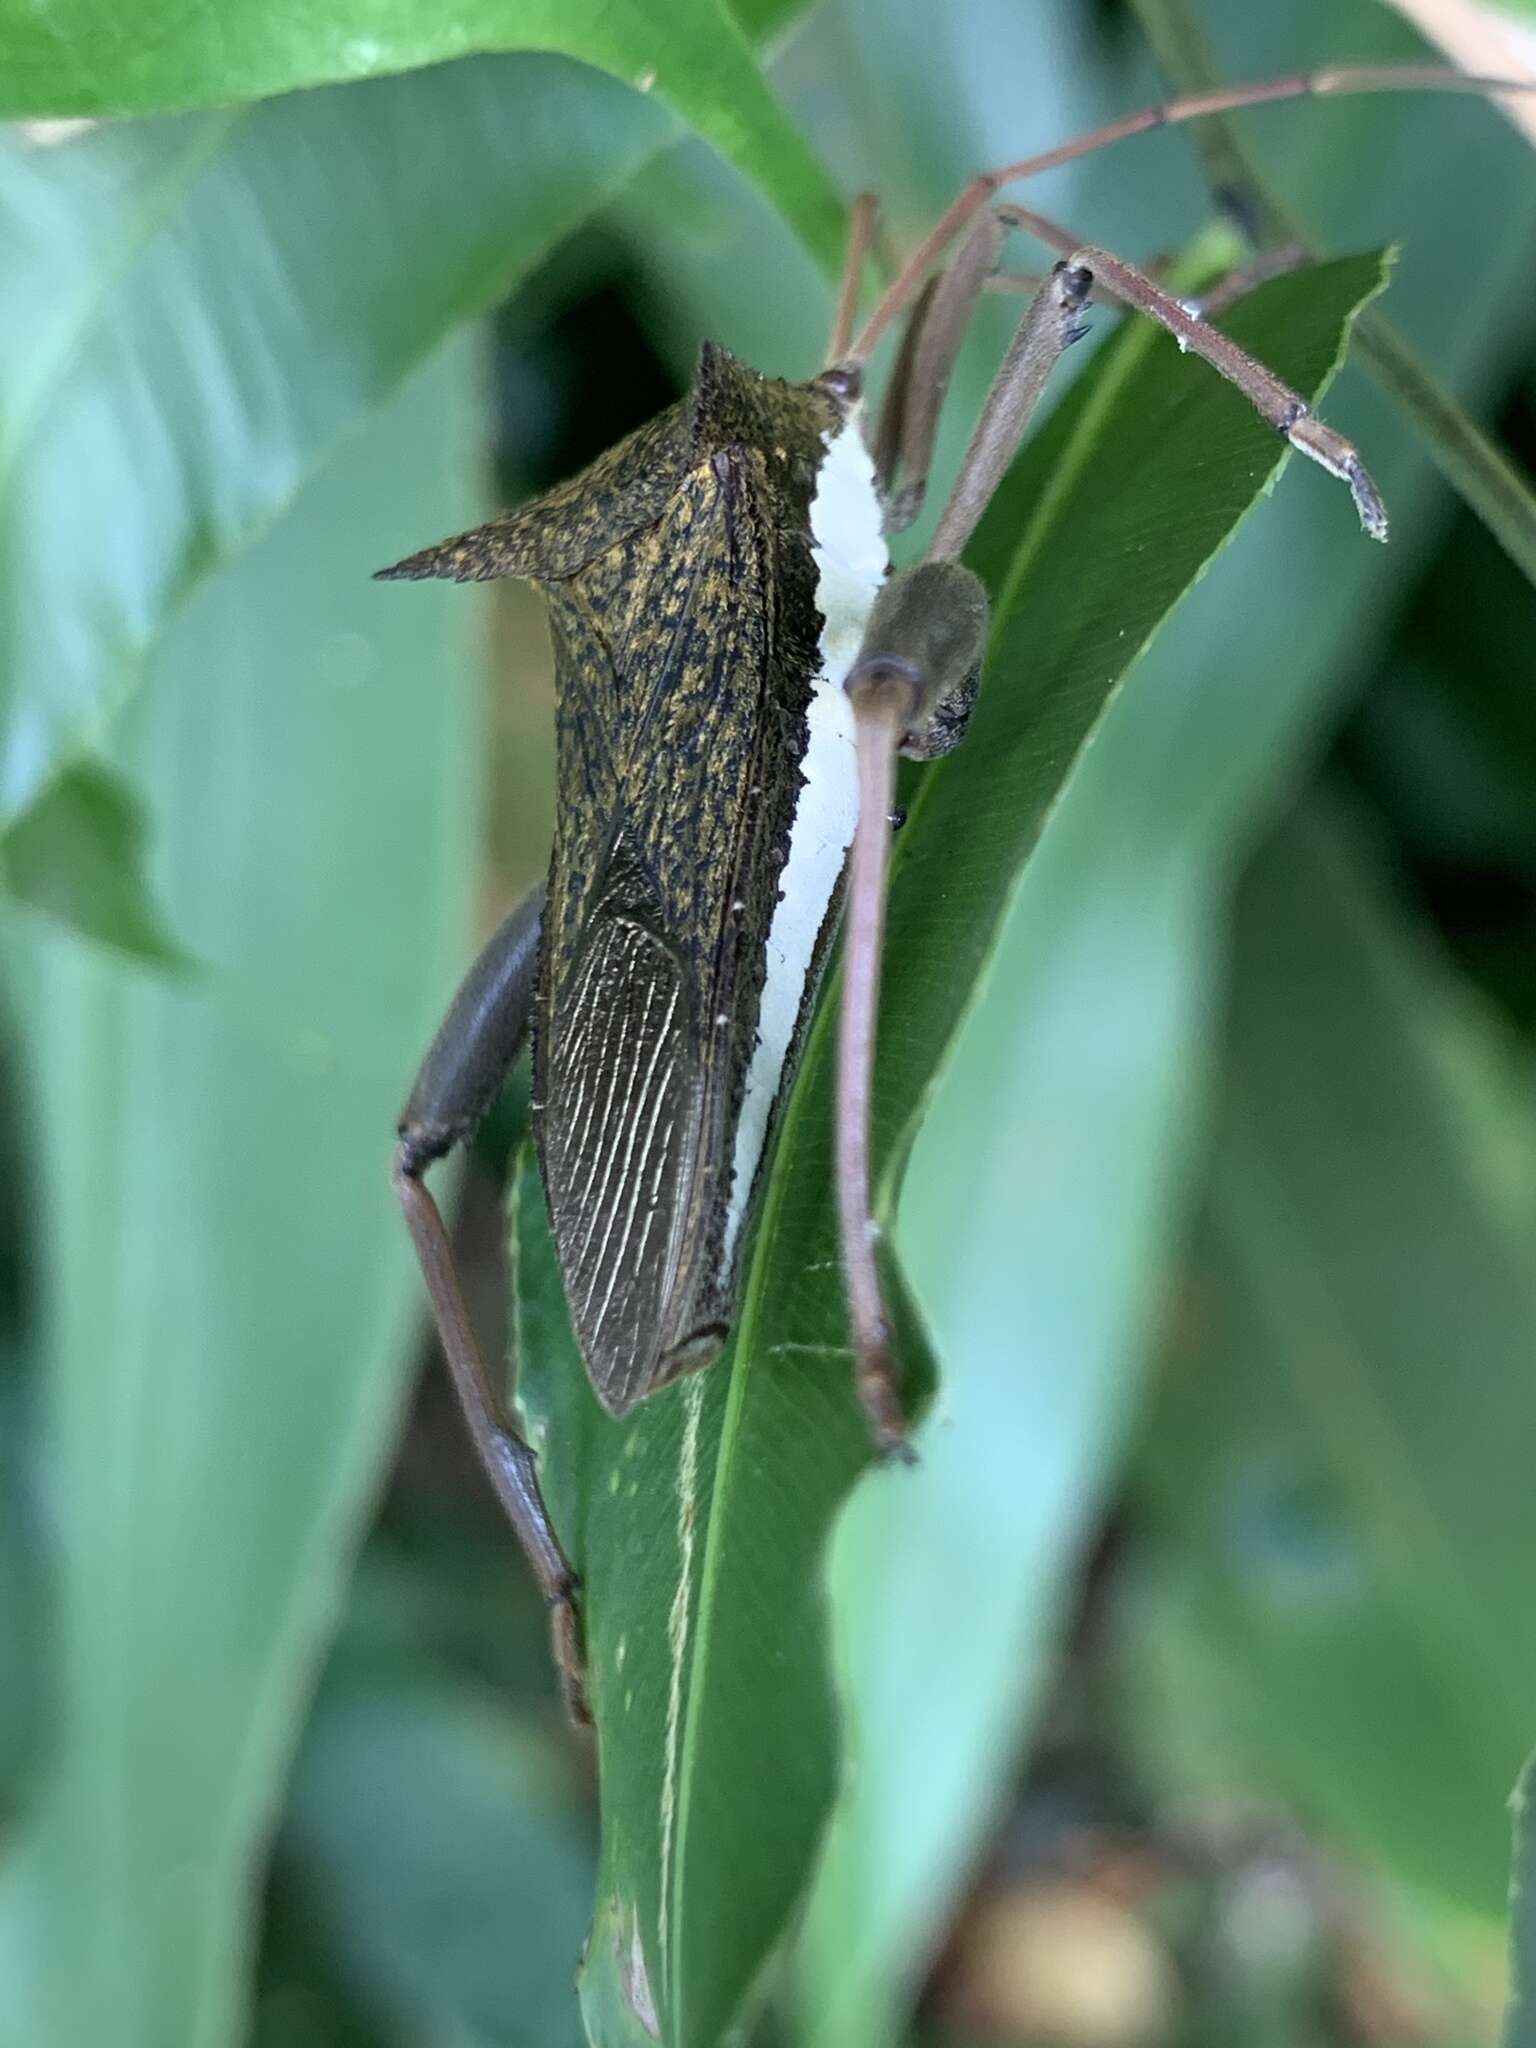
left=1135, top=803, right=1536, bottom=1919
left=0, top=0, right=841, bottom=273
left=279, top=1664, right=595, bottom=2048
left=792, top=2, right=1536, bottom=2029
left=0, top=348, right=479, bottom=2048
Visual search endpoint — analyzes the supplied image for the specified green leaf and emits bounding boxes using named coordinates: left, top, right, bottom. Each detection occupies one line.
left=513, top=1153, right=938, bottom=2048
left=0, top=761, right=191, bottom=968
left=1134, top=799, right=1536, bottom=1922
left=590, top=28, right=1536, bottom=2024
left=0, top=54, right=673, bottom=841
left=0, top=343, right=480, bottom=2048
left=510, top=252, right=1389, bottom=2048
left=767, top=3, right=1533, bottom=2031
left=278, top=1670, right=595, bottom=2048
left=1357, top=325, right=1536, bottom=591
left=1509, top=1757, right=1536, bottom=2048
left=727, top=0, right=815, bottom=46
left=795, top=250, right=1404, bottom=2048
left=0, top=1405, right=46, bottom=1831
left=0, top=1, right=842, bottom=274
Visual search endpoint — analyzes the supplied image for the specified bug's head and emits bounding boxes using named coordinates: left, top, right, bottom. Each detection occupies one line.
left=813, top=360, right=865, bottom=417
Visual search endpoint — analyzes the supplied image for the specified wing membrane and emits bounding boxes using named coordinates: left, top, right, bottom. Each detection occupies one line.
left=540, top=910, right=704, bottom=1415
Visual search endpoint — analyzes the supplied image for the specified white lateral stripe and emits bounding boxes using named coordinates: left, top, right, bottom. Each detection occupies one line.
left=721, top=415, right=888, bottom=1264
left=658, top=1371, right=706, bottom=1968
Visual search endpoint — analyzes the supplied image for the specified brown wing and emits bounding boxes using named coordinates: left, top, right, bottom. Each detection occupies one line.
left=379, top=342, right=843, bottom=1411
left=525, top=351, right=838, bottom=1412
left=539, top=904, right=712, bottom=1415
left=533, top=445, right=788, bottom=1415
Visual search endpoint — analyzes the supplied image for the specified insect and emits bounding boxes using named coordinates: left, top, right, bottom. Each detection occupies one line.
left=379, top=61, right=1530, bottom=1721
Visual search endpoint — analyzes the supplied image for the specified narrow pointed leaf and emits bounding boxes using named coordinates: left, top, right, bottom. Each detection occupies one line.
left=1136, top=802, right=1536, bottom=1922
left=592, top=8, right=1536, bottom=2040
left=592, top=26, right=1536, bottom=2030
left=0, top=345, right=479, bottom=2048
left=794, top=246, right=1402, bottom=2048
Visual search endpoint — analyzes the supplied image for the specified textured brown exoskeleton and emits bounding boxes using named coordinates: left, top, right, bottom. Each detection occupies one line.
left=380, top=61, right=1533, bottom=1720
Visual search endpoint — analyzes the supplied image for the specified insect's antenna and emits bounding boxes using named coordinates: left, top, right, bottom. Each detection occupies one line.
left=849, top=64, right=1536, bottom=360
left=828, top=193, right=881, bottom=365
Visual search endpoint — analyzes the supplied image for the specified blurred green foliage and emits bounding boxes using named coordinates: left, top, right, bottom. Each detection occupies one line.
left=1, top=2, right=1535, bottom=2046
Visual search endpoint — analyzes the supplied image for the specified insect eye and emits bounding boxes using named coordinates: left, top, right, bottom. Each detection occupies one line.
left=817, top=362, right=864, bottom=407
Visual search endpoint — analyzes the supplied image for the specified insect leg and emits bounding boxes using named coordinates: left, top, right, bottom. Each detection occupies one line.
left=879, top=227, right=1272, bottom=553
left=836, top=563, right=990, bottom=1456
left=925, top=259, right=1094, bottom=561
left=847, top=65, right=1533, bottom=362
left=982, top=247, right=1318, bottom=357
left=392, top=884, right=590, bottom=1724
left=869, top=271, right=939, bottom=515
left=997, top=201, right=1388, bottom=538
left=869, top=211, right=1011, bottom=533
left=833, top=272, right=1093, bottom=1445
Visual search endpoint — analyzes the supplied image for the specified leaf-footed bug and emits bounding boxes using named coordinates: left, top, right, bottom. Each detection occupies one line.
left=378, top=61, right=1534, bottom=1720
